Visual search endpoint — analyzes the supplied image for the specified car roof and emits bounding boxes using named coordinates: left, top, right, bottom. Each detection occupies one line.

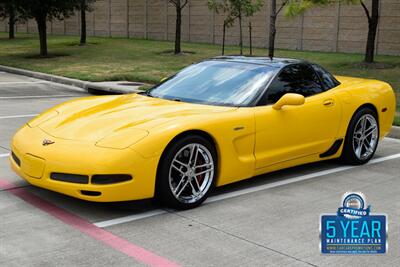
left=209, top=56, right=308, bottom=69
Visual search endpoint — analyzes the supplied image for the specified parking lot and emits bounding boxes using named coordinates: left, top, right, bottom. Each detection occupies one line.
left=1, top=71, right=400, bottom=266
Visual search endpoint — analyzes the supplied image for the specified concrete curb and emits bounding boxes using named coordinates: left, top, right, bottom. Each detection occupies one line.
left=388, top=126, right=400, bottom=139
left=0, top=65, right=89, bottom=91
left=0, top=65, right=140, bottom=94
left=87, top=81, right=144, bottom=94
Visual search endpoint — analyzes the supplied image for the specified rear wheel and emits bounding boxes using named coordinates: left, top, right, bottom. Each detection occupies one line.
left=341, top=107, right=379, bottom=165
left=156, top=135, right=217, bottom=209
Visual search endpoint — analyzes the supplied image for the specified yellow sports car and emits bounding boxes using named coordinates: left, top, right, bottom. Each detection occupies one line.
left=10, top=57, right=396, bottom=209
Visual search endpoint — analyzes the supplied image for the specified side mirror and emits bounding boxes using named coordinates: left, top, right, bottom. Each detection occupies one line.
left=272, top=93, right=305, bottom=110
left=160, top=77, right=168, bottom=83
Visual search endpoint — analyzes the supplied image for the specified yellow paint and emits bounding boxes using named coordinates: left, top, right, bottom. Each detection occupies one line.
left=10, top=76, right=396, bottom=202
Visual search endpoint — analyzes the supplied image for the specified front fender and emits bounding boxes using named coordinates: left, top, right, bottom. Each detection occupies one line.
left=131, top=108, right=256, bottom=187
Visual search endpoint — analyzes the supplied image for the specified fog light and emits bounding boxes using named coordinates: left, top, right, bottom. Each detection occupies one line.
left=91, top=174, right=133, bottom=185
left=50, top=173, right=89, bottom=184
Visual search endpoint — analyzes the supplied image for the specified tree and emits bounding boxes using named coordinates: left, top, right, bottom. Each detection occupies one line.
left=285, top=0, right=380, bottom=63
left=76, top=0, right=95, bottom=45
left=209, top=0, right=262, bottom=55
left=268, top=0, right=290, bottom=59
left=168, top=0, right=188, bottom=54
left=18, top=0, right=78, bottom=56
left=208, top=1, right=235, bottom=55
left=0, top=0, right=25, bottom=39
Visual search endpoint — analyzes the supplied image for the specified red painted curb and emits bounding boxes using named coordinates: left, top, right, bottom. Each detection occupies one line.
left=0, top=179, right=180, bottom=267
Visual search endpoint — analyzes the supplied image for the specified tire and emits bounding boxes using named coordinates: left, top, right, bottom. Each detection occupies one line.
left=341, top=107, right=379, bottom=165
left=155, top=135, right=217, bottom=209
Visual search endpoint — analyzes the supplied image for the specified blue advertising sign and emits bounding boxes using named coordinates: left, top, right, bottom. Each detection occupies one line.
left=320, top=192, right=387, bottom=254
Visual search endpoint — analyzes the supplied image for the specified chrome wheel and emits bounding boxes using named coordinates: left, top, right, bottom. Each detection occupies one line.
left=168, top=143, right=214, bottom=204
left=352, top=114, right=378, bottom=161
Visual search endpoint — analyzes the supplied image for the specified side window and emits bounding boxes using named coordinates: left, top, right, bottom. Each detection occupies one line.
left=311, top=64, right=340, bottom=90
left=262, top=64, right=324, bottom=105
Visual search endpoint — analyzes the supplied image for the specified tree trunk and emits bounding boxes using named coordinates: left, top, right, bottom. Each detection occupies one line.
left=80, top=4, right=87, bottom=45
left=364, top=0, right=379, bottom=63
left=249, top=22, right=252, bottom=55
left=238, top=13, right=243, bottom=55
left=222, top=22, right=226, bottom=55
left=174, top=1, right=182, bottom=54
left=8, top=5, right=15, bottom=39
left=268, top=0, right=277, bottom=59
left=36, top=15, right=48, bottom=57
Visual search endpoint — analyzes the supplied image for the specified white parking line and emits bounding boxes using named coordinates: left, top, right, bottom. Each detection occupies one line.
left=0, top=95, right=80, bottom=99
left=94, top=210, right=167, bottom=228
left=0, top=81, right=46, bottom=84
left=0, top=114, right=38, bottom=120
left=0, top=153, right=10, bottom=158
left=94, top=152, right=400, bottom=228
left=385, top=137, right=400, bottom=144
left=206, top=152, right=400, bottom=203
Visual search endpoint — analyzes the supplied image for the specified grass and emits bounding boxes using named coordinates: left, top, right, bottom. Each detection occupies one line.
left=0, top=32, right=399, bottom=125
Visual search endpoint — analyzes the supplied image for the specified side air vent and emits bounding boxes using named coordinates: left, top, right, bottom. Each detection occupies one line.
left=91, top=174, right=133, bottom=185
left=50, top=173, right=89, bottom=184
left=320, top=139, right=344, bottom=158
left=11, top=152, right=21, bottom=167
left=81, top=190, right=101, bottom=196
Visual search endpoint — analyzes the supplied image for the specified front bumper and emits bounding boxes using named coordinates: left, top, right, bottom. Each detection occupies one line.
left=10, top=125, right=159, bottom=202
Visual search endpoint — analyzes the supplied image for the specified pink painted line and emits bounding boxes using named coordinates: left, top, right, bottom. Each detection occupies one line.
left=0, top=180, right=15, bottom=190
left=0, top=179, right=180, bottom=267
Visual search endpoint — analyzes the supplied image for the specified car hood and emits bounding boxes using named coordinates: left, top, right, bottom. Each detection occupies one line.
left=36, top=93, right=236, bottom=142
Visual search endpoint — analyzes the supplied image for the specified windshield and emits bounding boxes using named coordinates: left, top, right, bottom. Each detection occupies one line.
left=148, top=60, right=277, bottom=106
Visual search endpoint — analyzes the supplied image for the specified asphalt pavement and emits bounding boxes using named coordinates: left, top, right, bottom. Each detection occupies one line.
left=1, top=71, right=400, bottom=266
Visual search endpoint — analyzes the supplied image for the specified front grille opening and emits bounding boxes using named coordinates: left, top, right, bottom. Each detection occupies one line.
left=81, top=190, right=101, bottom=196
left=50, top=173, right=89, bottom=184
left=11, top=152, right=21, bottom=167
left=91, top=174, right=132, bottom=185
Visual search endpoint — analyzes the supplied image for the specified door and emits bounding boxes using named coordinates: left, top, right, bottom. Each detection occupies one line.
left=254, top=63, right=342, bottom=169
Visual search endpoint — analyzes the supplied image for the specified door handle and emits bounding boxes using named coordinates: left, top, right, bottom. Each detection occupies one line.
left=323, top=99, right=334, bottom=107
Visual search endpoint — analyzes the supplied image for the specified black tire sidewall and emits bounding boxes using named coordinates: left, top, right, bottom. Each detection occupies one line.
left=342, top=107, right=379, bottom=165
left=156, top=135, right=217, bottom=209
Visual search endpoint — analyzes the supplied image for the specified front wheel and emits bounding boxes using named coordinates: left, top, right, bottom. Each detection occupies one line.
left=341, top=107, right=379, bottom=165
left=156, top=135, right=217, bottom=209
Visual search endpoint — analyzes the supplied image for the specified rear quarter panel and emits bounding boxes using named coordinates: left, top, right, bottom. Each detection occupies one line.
left=334, top=76, right=396, bottom=139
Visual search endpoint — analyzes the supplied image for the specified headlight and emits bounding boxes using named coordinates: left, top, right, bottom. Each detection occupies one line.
left=96, top=128, right=149, bottom=149
left=27, top=110, right=59, bottom=128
